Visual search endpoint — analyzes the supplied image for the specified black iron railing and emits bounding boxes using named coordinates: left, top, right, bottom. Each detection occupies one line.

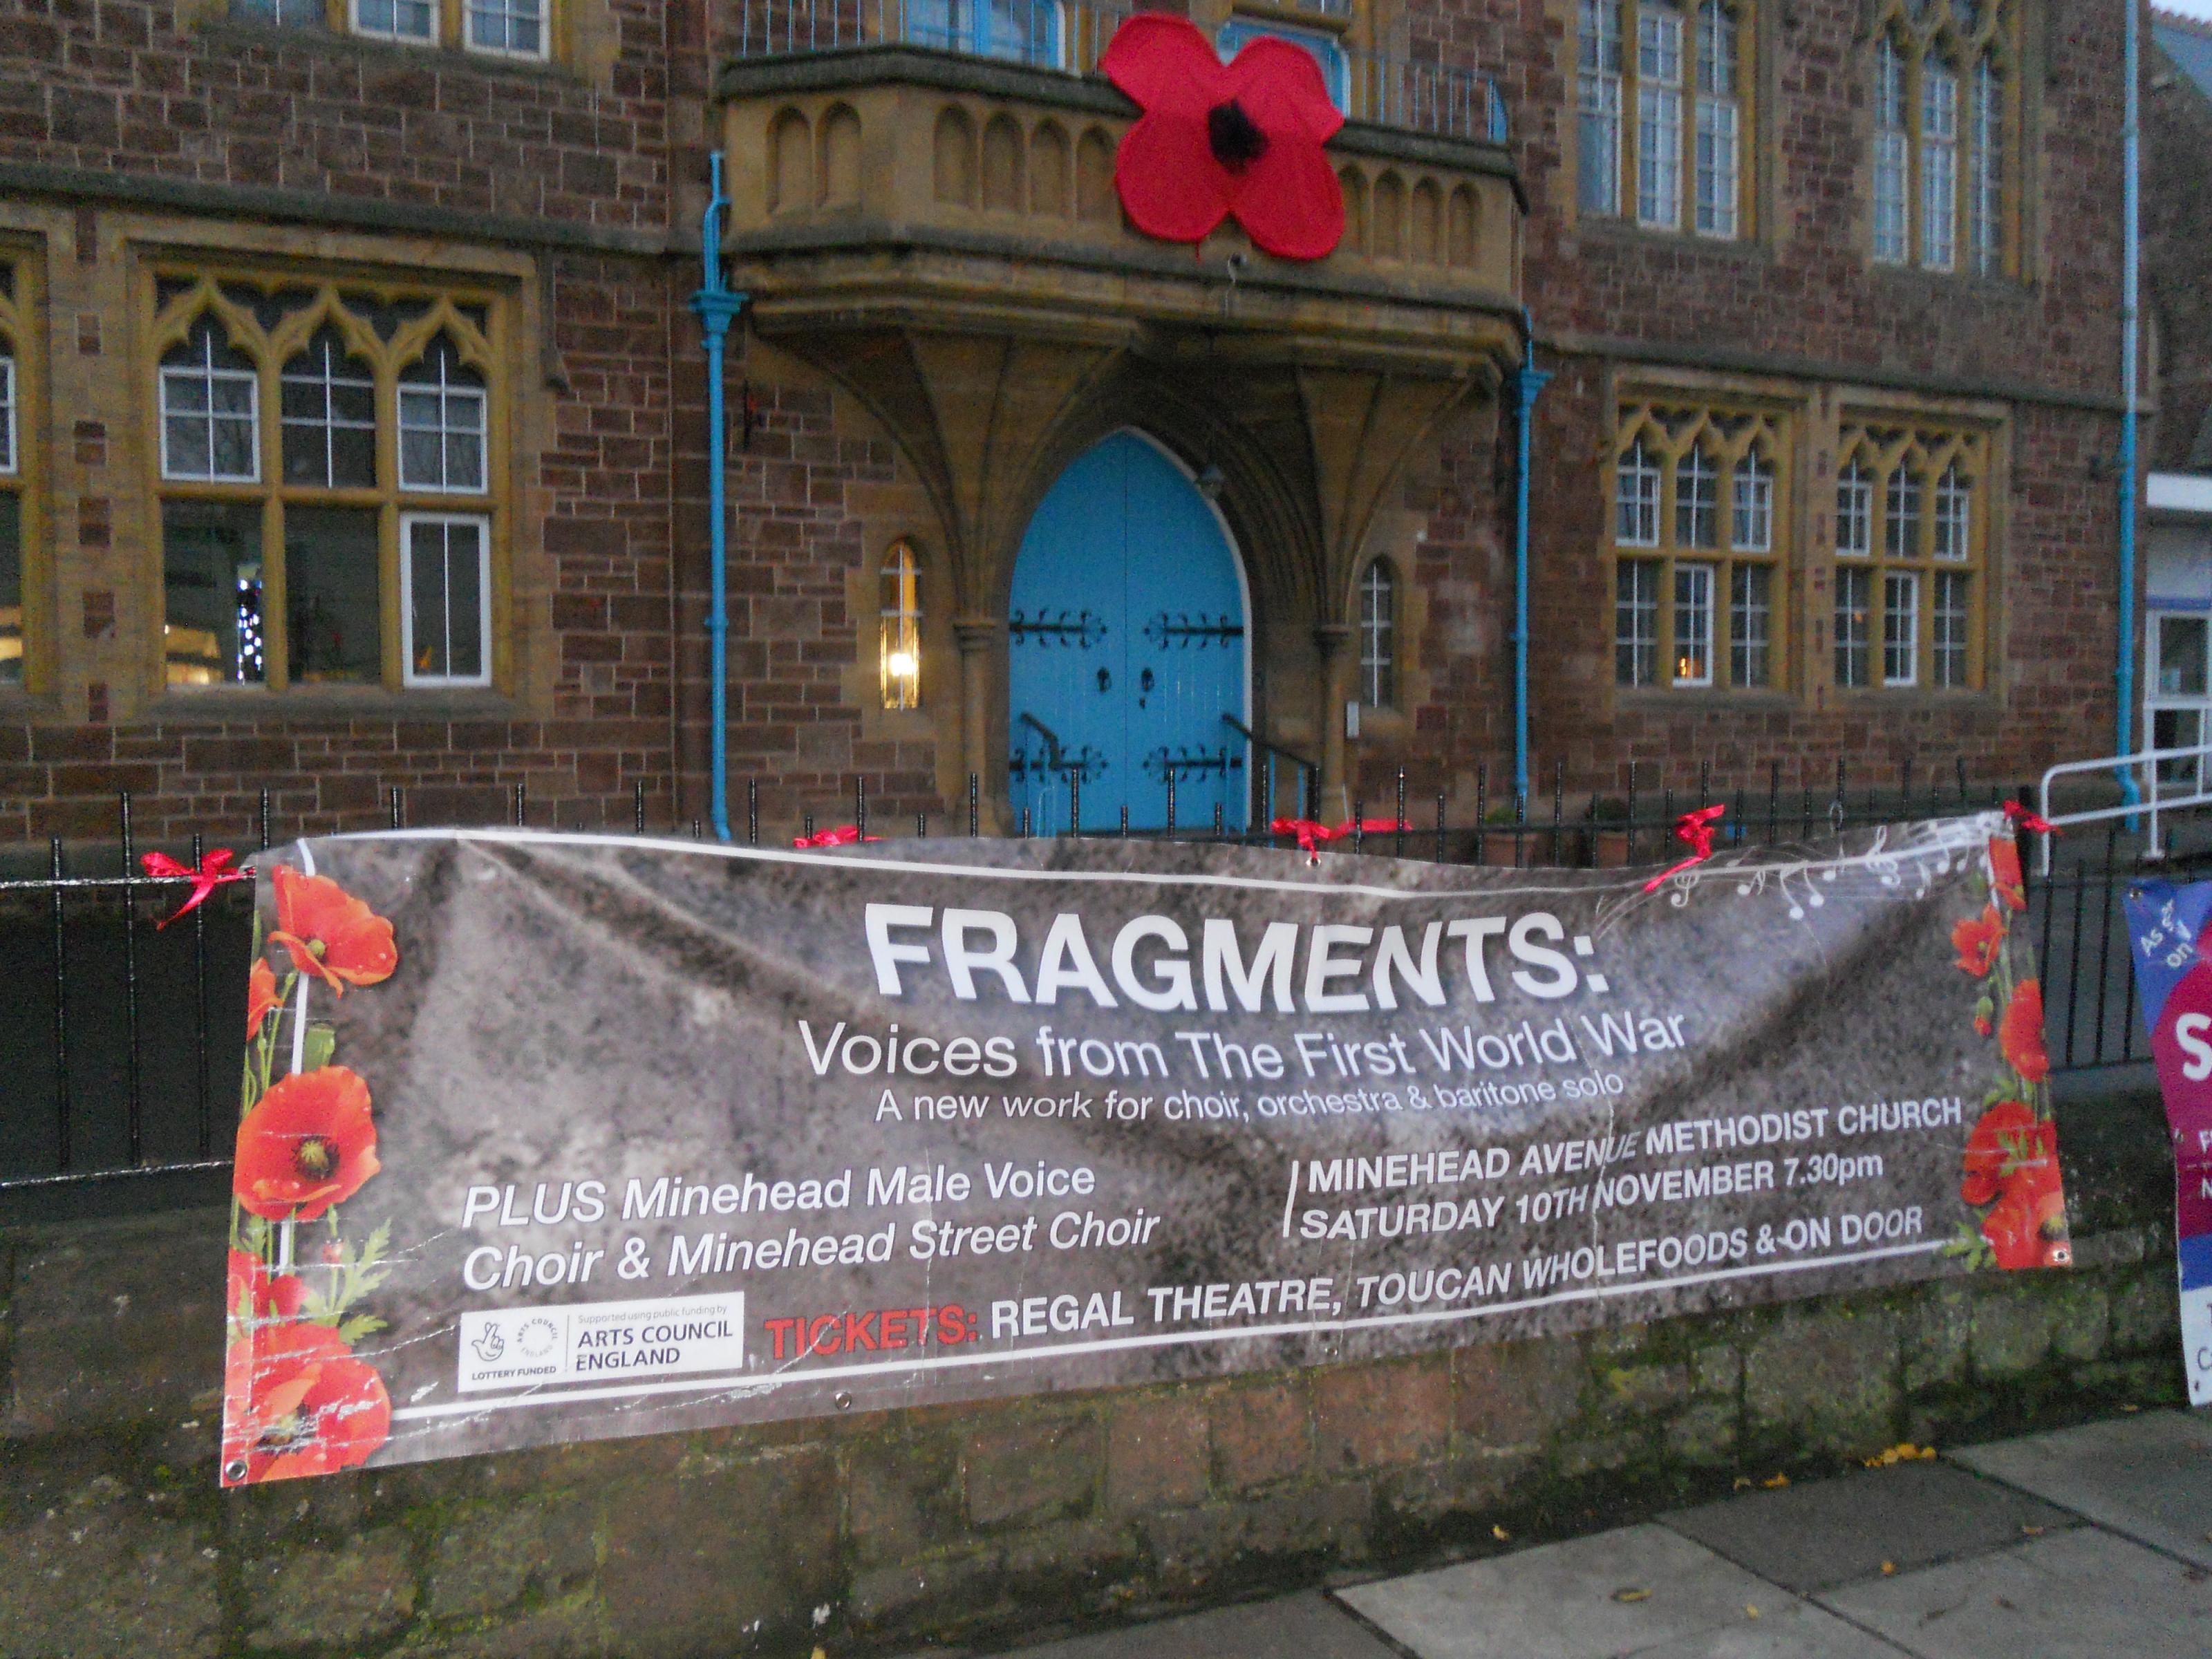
left=1, top=762, right=2181, bottom=1210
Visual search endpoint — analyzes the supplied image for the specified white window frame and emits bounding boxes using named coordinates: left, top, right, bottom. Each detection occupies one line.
left=1672, top=561, right=1714, bottom=687
left=397, top=347, right=489, bottom=494
left=2148, top=610, right=2212, bottom=791
left=1835, top=565, right=1872, bottom=687
left=466, top=0, right=552, bottom=62
left=1932, top=569, right=1969, bottom=688
left=1933, top=463, right=1971, bottom=561
left=1969, top=57, right=2002, bottom=276
left=1882, top=569, right=1920, bottom=686
left=1580, top=0, right=1626, bottom=216
left=350, top=0, right=439, bottom=45
left=1358, top=560, right=1396, bottom=707
left=1837, top=457, right=1873, bottom=556
left=1693, top=1, right=1738, bottom=238
left=399, top=512, right=494, bottom=688
left=1617, top=438, right=1662, bottom=545
left=280, top=333, right=377, bottom=489
left=1729, top=561, right=1770, bottom=687
left=159, top=328, right=261, bottom=485
left=1675, top=444, right=1718, bottom=547
left=1636, top=3, right=1685, bottom=228
left=1921, top=59, right=1958, bottom=272
left=0, top=353, right=15, bottom=476
left=1885, top=463, right=1920, bottom=559
left=1616, top=558, right=1660, bottom=687
left=1873, top=38, right=1909, bottom=264
left=1730, top=450, right=1772, bottom=551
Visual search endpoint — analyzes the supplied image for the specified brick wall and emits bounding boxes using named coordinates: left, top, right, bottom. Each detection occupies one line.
left=0, top=1087, right=2183, bottom=1656
left=0, top=1, right=684, bottom=229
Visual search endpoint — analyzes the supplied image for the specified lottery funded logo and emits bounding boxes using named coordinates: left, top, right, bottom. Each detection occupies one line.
left=457, top=1292, right=746, bottom=1392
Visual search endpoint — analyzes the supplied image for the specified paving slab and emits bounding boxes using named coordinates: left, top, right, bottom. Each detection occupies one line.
left=1819, top=1524, right=2212, bottom=1658
left=1946, top=1409, right=2212, bottom=1569
left=1660, top=1461, right=2078, bottom=1592
left=973, top=1591, right=1403, bottom=1659
left=1334, top=1524, right=1893, bottom=1659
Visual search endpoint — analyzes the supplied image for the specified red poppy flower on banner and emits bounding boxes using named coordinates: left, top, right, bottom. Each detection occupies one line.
left=233, top=1065, right=380, bottom=1221
left=245, top=957, right=280, bottom=1041
left=2000, top=977, right=2050, bottom=1082
left=1950, top=905, right=2004, bottom=977
left=1982, top=1174, right=2066, bottom=1271
left=227, top=1248, right=308, bottom=1326
left=1958, top=1099, right=2036, bottom=1206
left=1103, top=14, right=1345, bottom=261
left=1987, top=836, right=2026, bottom=912
left=222, top=1320, right=391, bottom=1484
left=269, top=865, right=397, bottom=995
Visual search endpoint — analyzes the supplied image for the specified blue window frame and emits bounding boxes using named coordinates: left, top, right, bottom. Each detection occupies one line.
left=906, top=0, right=1065, bottom=68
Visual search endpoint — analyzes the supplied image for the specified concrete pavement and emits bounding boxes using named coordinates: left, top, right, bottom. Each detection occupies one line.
left=951, top=1409, right=2212, bottom=1658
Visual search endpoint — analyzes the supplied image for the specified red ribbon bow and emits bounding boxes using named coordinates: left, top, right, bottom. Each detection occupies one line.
left=2003, top=800, right=2058, bottom=836
left=140, top=848, right=252, bottom=929
left=791, top=825, right=881, bottom=849
left=1642, top=805, right=1727, bottom=894
left=1270, top=816, right=1410, bottom=863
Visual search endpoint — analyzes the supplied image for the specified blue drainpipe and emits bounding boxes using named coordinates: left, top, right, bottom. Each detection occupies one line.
left=1512, top=308, right=1552, bottom=804
left=691, top=153, right=747, bottom=842
left=2117, top=1, right=2141, bottom=807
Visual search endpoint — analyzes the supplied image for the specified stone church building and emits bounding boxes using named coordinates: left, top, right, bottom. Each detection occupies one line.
left=0, top=0, right=2130, bottom=842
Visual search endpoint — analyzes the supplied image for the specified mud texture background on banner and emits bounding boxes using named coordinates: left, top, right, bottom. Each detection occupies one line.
left=217, top=811, right=2068, bottom=1484
left=2121, top=877, right=2212, bottom=1407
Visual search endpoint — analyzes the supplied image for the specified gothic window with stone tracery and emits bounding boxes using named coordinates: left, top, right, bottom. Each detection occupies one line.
left=1868, top=0, right=2018, bottom=276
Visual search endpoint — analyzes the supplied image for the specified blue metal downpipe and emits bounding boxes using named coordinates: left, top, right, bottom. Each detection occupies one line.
left=2117, top=1, right=2142, bottom=807
left=1512, top=308, right=1552, bottom=803
left=691, top=153, right=747, bottom=842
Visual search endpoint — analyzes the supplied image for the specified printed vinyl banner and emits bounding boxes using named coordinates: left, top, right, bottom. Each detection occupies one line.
left=219, top=813, right=2070, bottom=1483
left=2121, top=878, right=2212, bottom=1407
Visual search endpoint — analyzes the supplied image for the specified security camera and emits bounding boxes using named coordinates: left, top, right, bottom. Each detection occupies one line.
left=1226, top=251, right=1249, bottom=274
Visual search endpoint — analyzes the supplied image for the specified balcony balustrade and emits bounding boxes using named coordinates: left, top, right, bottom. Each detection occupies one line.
left=732, top=0, right=1504, bottom=143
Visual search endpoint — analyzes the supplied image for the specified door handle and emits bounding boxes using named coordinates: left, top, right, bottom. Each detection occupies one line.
left=1097, top=667, right=1112, bottom=693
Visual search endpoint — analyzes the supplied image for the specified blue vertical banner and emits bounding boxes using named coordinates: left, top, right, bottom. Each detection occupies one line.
left=2122, top=878, right=2212, bottom=1407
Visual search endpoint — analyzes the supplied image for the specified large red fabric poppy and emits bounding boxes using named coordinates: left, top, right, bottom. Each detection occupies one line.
left=221, top=1320, right=391, bottom=1485
left=269, top=865, right=397, bottom=995
left=1103, top=14, right=1345, bottom=261
left=233, top=1066, right=380, bottom=1221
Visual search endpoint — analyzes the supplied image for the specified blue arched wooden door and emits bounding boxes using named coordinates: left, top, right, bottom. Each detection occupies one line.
left=1008, top=432, right=1248, bottom=832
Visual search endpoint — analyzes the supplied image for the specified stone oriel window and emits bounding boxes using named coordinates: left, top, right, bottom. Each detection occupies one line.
left=0, top=251, right=30, bottom=689
left=1868, top=0, right=2019, bottom=276
left=1358, top=557, right=1397, bottom=707
left=149, top=272, right=504, bottom=695
left=1832, top=422, right=1989, bottom=690
left=1579, top=0, right=1751, bottom=238
left=1610, top=400, right=1788, bottom=691
left=879, top=540, right=923, bottom=711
